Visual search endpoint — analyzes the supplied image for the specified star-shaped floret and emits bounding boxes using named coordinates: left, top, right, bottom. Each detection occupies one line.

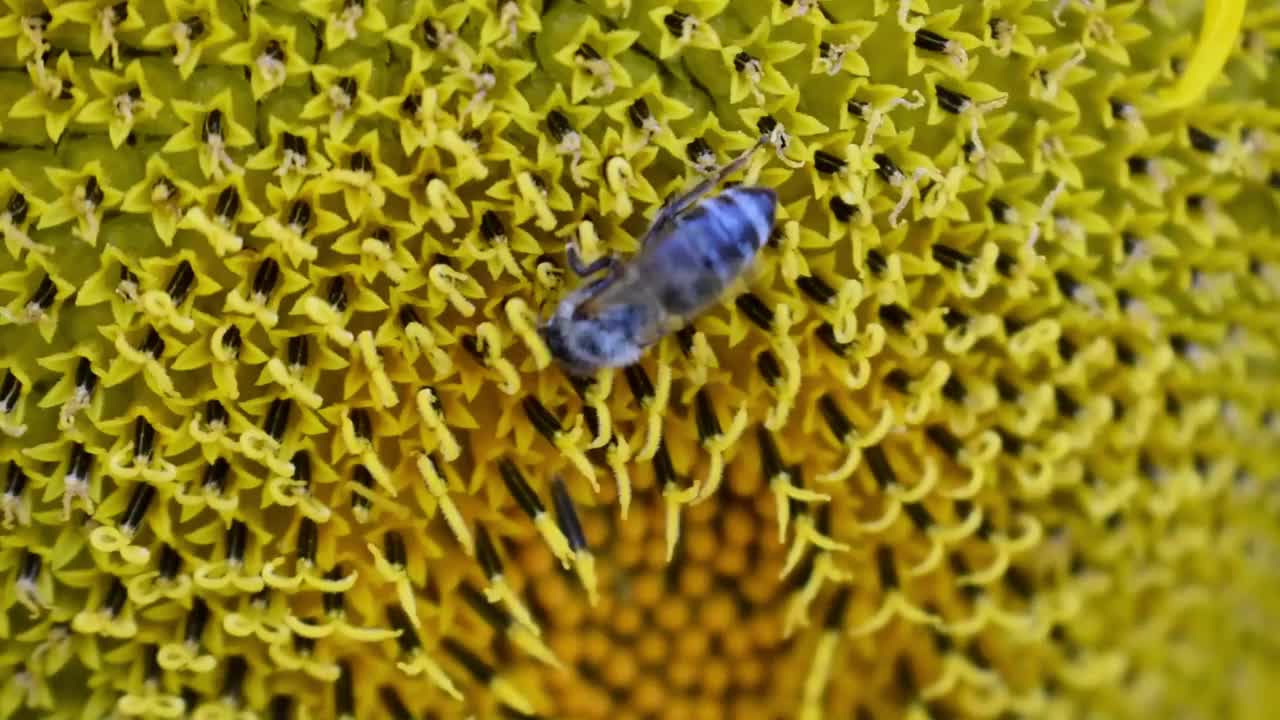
left=469, top=0, right=541, bottom=49
left=51, top=1, right=146, bottom=68
left=810, top=20, right=879, bottom=77
left=140, top=2, right=237, bottom=80
left=162, top=88, right=256, bottom=181
left=377, top=71, right=462, bottom=156
left=719, top=21, right=805, bottom=106
left=439, top=47, right=536, bottom=128
left=8, top=49, right=89, bottom=143
left=648, top=3, right=722, bottom=58
left=251, top=183, right=348, bottom=267
left=300, top=0, right=390, bottom=51
left=245, top=116, right=331, bottom=198
left=0, top=169, right=51, bottom=259
left=313, top=131, right=407, bottom=220
left=0, top=256, right=76, bottom=342
left=603, top=77, right=695, bottom=157
left=218, top=10, right=315, bottom=99
left=118, top=155, right=203, bottom=245
left=178, top=174, right=268, bottom=257
left=546, top=16, right=638, bottom=103
left=37, top=161, right=124, bottom=247
left=75, top=60, right=165, bottom=149
left=300, top=60, right=379, bottom=143
left=385, top=0, right=474, bottom=73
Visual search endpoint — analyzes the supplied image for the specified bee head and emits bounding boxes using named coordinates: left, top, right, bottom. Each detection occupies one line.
left=539, top=317, right=574, bottom=366
left=540, top=316, right=600, bottom=377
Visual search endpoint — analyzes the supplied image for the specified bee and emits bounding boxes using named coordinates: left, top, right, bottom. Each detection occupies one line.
left=541, top=136, right=777, bottom=376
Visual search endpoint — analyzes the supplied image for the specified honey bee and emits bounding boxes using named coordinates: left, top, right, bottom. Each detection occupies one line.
left=541, top=136, right=776, bottom=376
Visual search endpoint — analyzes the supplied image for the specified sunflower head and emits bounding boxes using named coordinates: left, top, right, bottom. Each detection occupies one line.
left=1, top=0, right=1279, bottom=719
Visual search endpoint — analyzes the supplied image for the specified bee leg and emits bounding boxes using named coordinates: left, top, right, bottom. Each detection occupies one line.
left=646, top=135, right=769, bottom=242
left=566, top=239, right=619, bottom=278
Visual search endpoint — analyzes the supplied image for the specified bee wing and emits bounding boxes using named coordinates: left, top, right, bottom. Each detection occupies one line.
left=636, top=305, right=684, bottom=349
left=576, top=266, right=674, bottom=348
left=646, top=137, right=767, bottom=241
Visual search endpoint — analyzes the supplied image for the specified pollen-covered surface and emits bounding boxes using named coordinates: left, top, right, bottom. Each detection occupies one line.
left=1, top=0, right=1278, bottom=719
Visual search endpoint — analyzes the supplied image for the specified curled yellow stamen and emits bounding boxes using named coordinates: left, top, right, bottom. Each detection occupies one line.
left=663, top=481, right=699, bottom=563
left=416, top=454, right=473, bottom=556
left=181, top=206, right=244, bottom=256
left=485, top=577, right=540, bottom=636
left=505, top=298, right=551, bottom=370
left=695, top=405, right=748, bottom=503
left=922, top=649, right=999, bottom=699
left=415, top=388, right=462, bottom=461
left=403, top=320, right=453, bottom=378
left=687, top=331, right=718, bottom=387
left=238, top=429, right=295, bottom=478
left=547, top=417, right=598, bottom=493
left=88, top=525, right=151, bottom=566
left=301, top=295, right=354, bottom=347
left=283, top=614, right=335, bottom=640
left=515, top=171, right=556, bottom=231
left=72, top=606, right=137, bottom=639
left=263, top=558, right=357, bottom=593
left=359, top=236, right=407, bottom=283
left=817, top=406, right=893, bottom=485
left=265, top=477, right=330, bottom=524
left=267, top=640, right=341, bottom=682
left=635, top=360, right=672, bottom=461
left=799, top=629, right=841, bottom=720
left=783, top=554, right=850, bottom=638
left=127, top=572, right=192, bottom=606
left=368, top=542, right=422, bottom=628
left=429, top=264, right=479, bottom=316
left=263, top=357, right=323, bottom=409
left=138, top=290, right=194, bottom=333
left=901, top=360, right=952, bottom=425
left=156, top=641, right=217, bottom=673
left=397, top=650, right=463, bottom=701
left=830, top=280, right=864, bottom=345
left=606, top=433, right=633, bottom=518
left=356, top=331, right=397, bottom=408
left=1154, top=0, right=1247, bottom=112
left=476, top=322, right=521, bottom=395
left=111, top=333, right=178, bottom=398
left=780, top=514, right=851, bottom=579
left=583, top=369, right=614, bottom=449
left=765, top=305, right=803, bottom=431
left=848, top=592, right=937, bottom=637
left=223, top=605, right=287, bottom=645
left=772, top=471, right=831, bottom=545
left=193, top=561, right=265, bottom=595
left=116, top=690, right=186, bottom=719
left=604, top=157, right=636, bottom=218
left=106, top=447, right=176, bottom=487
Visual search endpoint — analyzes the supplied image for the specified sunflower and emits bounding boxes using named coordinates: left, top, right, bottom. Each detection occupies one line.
left=1, top=0, right=1277, bottom=719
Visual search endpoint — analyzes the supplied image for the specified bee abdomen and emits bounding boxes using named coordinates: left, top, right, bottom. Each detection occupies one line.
left=687, top=187, right=777, bottom=275
left=649, top=185, right=778, bottom=317
left=658, top=274, right=725, bottom=316
left=710, top=187, right=775, bottom=264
